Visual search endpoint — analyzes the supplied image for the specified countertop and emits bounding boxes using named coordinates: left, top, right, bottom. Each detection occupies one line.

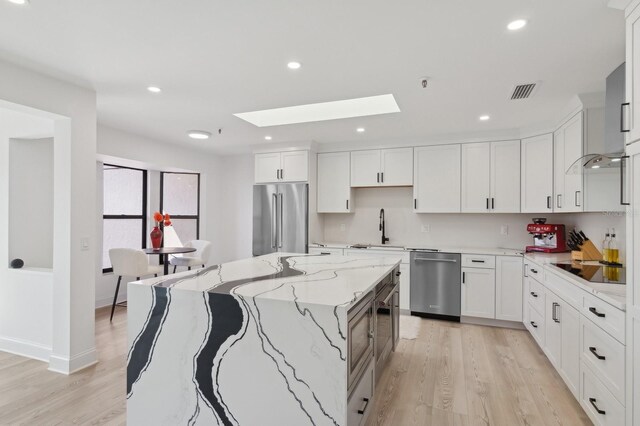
left=524, top=252, right=626, bottom=311
left=310, top=242, right=523, bottom=257
left=131, top=252, right=401, bottom=309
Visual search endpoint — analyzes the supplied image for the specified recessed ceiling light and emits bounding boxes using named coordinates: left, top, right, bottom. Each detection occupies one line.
left=147, top=86, right=162, bottom=93
left=287, top=61, right=302, bottom=70
left=507, top=19, right=527, bottom=31
left=7, top=0, right=28, bottom=4
left=356, top=127, right=365, bottom=133
left=264, top=136, right=272, bottom=140
left=234, top=94, right=400, bottom=127
left=611, top=158, right=622, bottom=162
left=479, top=115, right=491, bottom=121
left=187, top=130, right=211, bottom=140
left=591, top=165, right=601, bottom=169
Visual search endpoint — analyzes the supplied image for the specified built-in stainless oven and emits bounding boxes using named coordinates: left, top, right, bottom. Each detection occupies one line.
left=347, top=292, right=374, bottom=394
left=374, top=267, right=400, bottom=379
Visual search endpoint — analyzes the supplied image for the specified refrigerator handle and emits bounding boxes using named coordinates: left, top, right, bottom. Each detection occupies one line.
left=271, top=193, right=278, bottom=248
left=278, top=193, right=284, bottom=248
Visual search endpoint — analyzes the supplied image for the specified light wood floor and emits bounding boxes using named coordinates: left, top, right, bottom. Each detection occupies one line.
left=368, top=319, right=591, bottom=426
left=0, top=310, right=590, bottom=425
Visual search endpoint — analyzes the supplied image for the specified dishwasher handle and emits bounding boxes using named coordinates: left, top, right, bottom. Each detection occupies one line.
left=414, top=257, right=458, bottom=263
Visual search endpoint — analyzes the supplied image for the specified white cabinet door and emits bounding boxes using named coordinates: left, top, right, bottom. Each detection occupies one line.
left=559, top=301, right=580, bottom=399
left=495, top=256, right=523, bottom=322
left=521, top=134, right=554, bottom=213
left=627, top=4, right=640, bottom=145
left=317, top=152, right=352, bottom=213
left=553, top=127, right=565, bottom=212
left=562, top=113, right=584, bottom=212
left=413, top=145, right=461, bottom=213
left=491, top=140, right=521, bottom=213
left=461, top=267, right=495, bottom=319
left=627, top=142, right=640, bottom=426
left=461, top=143, right=491, bottom=212
left=399, top=263, right=410, bottom=311
left=255, top=152, right=281, bottom=183
left=351, top=150, right=381, bottom=187
left=544, top=291, right=562, bottom=369
left=381, top=148, right=413, bottom=186
left=281, top=150, right=308, bottom=182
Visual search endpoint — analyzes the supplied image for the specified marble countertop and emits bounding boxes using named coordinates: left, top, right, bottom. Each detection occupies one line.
left=524, top=252, right=626, bottom=311
left=311, top=242, right=523, bottom=256
left=131, top=252, right=401, bottom=309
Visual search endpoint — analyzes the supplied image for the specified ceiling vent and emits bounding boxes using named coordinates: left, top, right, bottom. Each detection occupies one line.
left=510, top=83, right=537, bottom=100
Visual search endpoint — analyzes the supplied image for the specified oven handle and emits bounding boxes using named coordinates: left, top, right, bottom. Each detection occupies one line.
left=382, top=284, right=400, bottom=305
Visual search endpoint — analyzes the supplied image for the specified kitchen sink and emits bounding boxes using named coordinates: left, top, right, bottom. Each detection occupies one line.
left=349, top=244, right=406, bottom=250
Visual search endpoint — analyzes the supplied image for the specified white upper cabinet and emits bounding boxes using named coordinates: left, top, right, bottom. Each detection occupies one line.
left=554, top=112, right=584, bottom=212
left=413, top=145, right=461, bottom=213
left=461, top=143, right=491, bottom=212
left=317, top=152, right=353, bottom=213
left=351, top=148, right=413, bottom=187
left=491, top=140, right=521, bottom=213
left=521, top=134, right=554, bottom=213
left=461, top=140, right=521, bottom=213
left=627, top=3, right=640, bottom=144
left=254, top=150, right=309, bottom=183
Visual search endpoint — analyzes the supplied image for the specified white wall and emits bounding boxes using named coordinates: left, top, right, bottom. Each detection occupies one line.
left=9, top=138, right=54, bottom=268
left=0, top=58, right=97, bottom=374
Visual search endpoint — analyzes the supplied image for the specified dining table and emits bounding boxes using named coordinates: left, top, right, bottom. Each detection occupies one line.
left=143, top=246, right=197, bottom=275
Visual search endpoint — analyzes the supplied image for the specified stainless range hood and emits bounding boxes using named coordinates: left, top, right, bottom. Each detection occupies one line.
left=568, top=62, right=626, bottom=173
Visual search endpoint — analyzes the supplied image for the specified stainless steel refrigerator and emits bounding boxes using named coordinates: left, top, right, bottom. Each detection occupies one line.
left=252, top=183, right=308, bottom=256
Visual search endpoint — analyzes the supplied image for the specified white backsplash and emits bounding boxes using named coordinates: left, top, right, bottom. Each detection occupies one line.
left=321, top=187, right=626, bottom=261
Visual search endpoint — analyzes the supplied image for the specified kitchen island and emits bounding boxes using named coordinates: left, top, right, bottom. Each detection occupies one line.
left=126, top=253, right=401, bottom=426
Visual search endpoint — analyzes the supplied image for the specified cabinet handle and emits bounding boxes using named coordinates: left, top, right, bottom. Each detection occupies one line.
left=346, top=200, right=349, bottom=210
left=575, top=191, right=581, bottom=207
left=530, top=321, right=538, bottom=328
left=381, top=172, right=384, bottom=183
left=357, top=397, right=370, bottom=415
left=621, top=102, right=630, bottom=133
left=552, top=302, right=560, bottom=323
left=556, top=194, right=562, bottom=209
left=523, top=264, right=529, bottom=277
left=414, top=199, right=417, bottom=209
left=530, top=291, right=538, bottom=298
left=276, top=169, right=279, bottom=180
left=547, top=196, right=551, bottom=209
left=280, top=169, right=284, bottom=180
left=377, top=172, right=380, bottom=183
left=530, top=268, right=538, bottom=274
left=462, top=272, right=466, bottom=283
left=471, top=259, right=485, bottom=263
left=589, top=307, right=606, bottom=318
left=589, top=346, right=606, bottom=360
left=589, top=398, right=606, bottom=415
left=491, top=198, right=495, bottom=210
left=486, top=198, right=489, bottom=210
left=621, top=156, right=630, bottom=206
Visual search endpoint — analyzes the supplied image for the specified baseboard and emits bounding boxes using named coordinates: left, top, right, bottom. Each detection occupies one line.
left=460, top=316, right=526, bottom=330
left=95, top=294, right=127, bottom=309
left=48, top=347, right=98, bottom=375
left=0, top=335, right=51, bottom=362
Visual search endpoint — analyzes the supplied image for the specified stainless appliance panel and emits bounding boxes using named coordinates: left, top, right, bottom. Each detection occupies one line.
left=252, top=184, right=278, bottom=256
left=347, top=293, right=374, bottom=394
left=279, top=183, right=308, bottom=253
left=410, top=251, right=461, bottom=318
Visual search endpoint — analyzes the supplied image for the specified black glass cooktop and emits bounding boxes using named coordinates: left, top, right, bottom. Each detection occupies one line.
left=552, top=263, right=626, bottom=285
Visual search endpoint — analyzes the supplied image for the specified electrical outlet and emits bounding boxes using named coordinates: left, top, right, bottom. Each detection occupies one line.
left=421, top=224, right=430, bottom=233
left=340, top=223, right=346, bottom=232
left=80, top=237, right=90, bottom=251
left=500, top=225, right=509, bottom=236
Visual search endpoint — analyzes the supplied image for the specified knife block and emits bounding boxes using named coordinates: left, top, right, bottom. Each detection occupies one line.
left=571, top=240, right=602, bottom=261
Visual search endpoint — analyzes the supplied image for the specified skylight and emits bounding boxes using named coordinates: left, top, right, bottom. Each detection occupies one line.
left=234, top=94, right=400, bottom=127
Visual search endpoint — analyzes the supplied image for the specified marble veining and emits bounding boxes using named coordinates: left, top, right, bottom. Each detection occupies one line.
left=126, top=253, right=400, bottom=426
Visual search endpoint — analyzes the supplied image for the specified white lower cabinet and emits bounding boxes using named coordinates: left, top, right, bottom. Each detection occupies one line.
left=495, top=256, right=523, bottom=322
left=461, top=267, right=495, bottom=319
left=347, top=359, right=374, bottom=426
left=308, top=247, right=344, bottom=256
left=399, top=263, right=410, bottom=312
left=581, top=362, right=626, bottom=426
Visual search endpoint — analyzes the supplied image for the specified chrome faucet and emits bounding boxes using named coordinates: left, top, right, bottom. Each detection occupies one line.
left=379, top=208, right=389, bottom=245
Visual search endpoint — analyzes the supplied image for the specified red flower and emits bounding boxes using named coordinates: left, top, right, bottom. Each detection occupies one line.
left=153, top=212, right=163, bottom=223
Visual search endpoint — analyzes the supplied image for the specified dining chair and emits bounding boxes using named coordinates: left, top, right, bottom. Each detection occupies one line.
left=108, top=248, right=163, bottom=322
left=169, top=240, right=212, bottom=273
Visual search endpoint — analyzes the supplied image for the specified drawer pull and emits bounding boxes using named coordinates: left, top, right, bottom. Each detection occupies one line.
left=530, top=321, right=538, bottom=328
left=357, top=397, right=370, bottom=415
left=320, top=252, right=331, bottom=255
left=530, top=291, right=538, bottom=298
left=471, top=259, right=485, bottom=263
left=530, top=268, right=538, bottom=274
left=589, top=347, right=606, bottom=360
left=589, top=307, right=606, bottom=318
left=589, top=398, right=606, bottom=415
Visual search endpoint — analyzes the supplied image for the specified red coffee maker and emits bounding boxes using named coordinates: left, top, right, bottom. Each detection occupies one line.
left=525, top=218, right=568, bottom=253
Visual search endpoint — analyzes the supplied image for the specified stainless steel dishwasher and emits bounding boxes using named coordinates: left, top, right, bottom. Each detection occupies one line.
left=410, top=250, right=461, bottom=321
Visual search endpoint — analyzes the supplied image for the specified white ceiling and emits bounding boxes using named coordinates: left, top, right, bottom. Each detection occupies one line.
left=0, top=0, right=625, bottom=154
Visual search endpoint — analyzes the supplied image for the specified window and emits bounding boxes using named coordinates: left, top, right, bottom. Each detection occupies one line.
left=102, top=164, right=147, bottom=272
left=160, top=172, right=200, bottom=245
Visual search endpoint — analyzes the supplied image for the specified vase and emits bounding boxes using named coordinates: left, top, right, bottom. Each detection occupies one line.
left=150, top=226, right=163, bottom=249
